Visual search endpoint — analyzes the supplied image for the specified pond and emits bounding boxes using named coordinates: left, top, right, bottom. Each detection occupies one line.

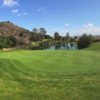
left=46, top=43, right=78, bottom=50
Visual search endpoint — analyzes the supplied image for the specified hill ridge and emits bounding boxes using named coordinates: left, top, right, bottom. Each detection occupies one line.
left=0, top=21, right=31, bottom=44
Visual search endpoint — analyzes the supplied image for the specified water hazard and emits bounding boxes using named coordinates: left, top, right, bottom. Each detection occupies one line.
left=46, top=43, right=78, bottom=50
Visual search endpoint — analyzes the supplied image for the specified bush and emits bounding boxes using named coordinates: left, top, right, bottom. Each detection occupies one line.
left=77, top=34, right=93, bottom=49
left=19, top=32, right=24, bottom=37
left=39, top=41, right=50, bottom=49
left=29, top=46, right=44, bottom=50
left=0, top=36, right=16, bottom=49
left=9, top=36, right=16, bottom=46
left=44, top=35, right=53, bottom=39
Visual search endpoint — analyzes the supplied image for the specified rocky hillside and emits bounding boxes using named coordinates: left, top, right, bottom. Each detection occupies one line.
left=0, top=21, right=32, bottom=45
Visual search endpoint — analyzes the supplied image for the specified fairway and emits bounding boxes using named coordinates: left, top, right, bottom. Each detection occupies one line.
left=0, top=43, right=100, bottom=100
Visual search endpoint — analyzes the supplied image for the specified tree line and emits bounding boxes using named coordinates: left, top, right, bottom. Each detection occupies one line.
left=30, top=28, right=93, bottom=49
left=0, top=26, right=94, bottom=50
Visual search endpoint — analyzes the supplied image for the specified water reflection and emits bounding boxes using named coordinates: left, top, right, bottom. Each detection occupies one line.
left=46, top=43, right=78, bottom=50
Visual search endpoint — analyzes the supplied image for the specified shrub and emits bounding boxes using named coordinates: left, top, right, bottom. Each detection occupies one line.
left=44, top=35, right=53, bottom=39
left=39, top=41, right=50, bottom=49
left=77, top=34, right=93, bottom=49
left=0, top=36, right=16, bottom=49
left=29, top=46, right=44, bottom=50
left=19, top=32, right=24, bottom=37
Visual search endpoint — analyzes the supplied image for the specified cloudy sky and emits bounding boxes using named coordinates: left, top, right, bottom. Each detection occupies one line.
left=0, top=0, right=100, bottom=36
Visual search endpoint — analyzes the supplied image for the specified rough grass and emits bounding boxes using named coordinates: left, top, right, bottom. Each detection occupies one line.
left=0, top=42, right=100, bottom=100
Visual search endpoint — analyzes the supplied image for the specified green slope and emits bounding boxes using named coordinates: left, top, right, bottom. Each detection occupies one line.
left=0, top=42, right=100, bottom=100
left=84, top=42, right=100, bottom=51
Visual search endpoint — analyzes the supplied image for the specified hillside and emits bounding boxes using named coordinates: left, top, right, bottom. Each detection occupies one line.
left=0, top=21, right=31, bottom=44
left=84, top=42, right=100, bottom=51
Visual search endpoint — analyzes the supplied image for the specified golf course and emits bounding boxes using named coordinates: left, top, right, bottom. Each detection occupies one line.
left=0, top=42, right=100, bottom=100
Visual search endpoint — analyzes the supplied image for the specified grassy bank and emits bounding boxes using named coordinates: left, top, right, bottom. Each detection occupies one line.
left=84, top=42, right=100, bottom=51
left=0, top=42, right=100, bottom=100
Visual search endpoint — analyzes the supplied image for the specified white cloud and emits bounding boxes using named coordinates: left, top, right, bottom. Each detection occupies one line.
left=84, top=24, right=94, bottom=29
left=37, top=8, right=46, bottom=12
left=3, top=0, right=18, bottom=7
left=12, top=9, right=19, bottom=13
left=53, top=24, right=100, bottom=36
left=89, top=27, right=100, bottom=35
left=62, top=24, right=100, bottom=36
left=65, top=23, right=70, bottom=27
left=69, top=24, right=100, bottom=36
left=83, top=24, right=100, bottom=35
left=17, top=12, right=28, bottom=17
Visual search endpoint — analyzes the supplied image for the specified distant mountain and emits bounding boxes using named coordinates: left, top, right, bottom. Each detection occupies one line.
left=0, top=21, right=32, bottom=45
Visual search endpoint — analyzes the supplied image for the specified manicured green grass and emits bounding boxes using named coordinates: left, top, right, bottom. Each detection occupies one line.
left=0, top=42, right=100, bottom=100
left=84, top=42, right=100, bottom=51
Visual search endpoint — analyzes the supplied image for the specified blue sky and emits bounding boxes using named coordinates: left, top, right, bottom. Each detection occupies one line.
left=0, top=0, right=100, bottom=36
